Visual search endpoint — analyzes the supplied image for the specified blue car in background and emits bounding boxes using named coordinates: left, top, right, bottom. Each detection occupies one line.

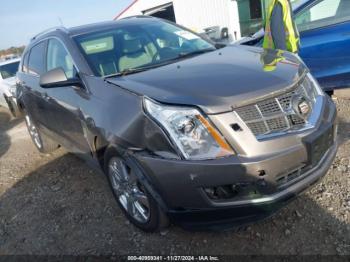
left=238, top=0, right=350, bottom=92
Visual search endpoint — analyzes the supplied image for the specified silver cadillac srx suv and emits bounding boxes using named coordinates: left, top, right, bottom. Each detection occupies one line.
left=17, top=17, right=338, bottom=231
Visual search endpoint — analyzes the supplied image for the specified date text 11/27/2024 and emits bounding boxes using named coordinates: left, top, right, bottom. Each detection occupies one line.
left=127, top=256, right=220, bottom=261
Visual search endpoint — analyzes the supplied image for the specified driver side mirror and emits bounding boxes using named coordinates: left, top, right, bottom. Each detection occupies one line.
left=40, top=68, right=82, bottom=88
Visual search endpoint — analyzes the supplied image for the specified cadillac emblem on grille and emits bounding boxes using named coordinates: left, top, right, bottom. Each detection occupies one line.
left=293, top=95, right=311, bottom=119
left=234, top=83, right=315, bottom=138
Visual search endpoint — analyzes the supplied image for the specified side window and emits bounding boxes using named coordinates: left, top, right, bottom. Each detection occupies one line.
left=47, top=39, right=76, bottom=79
left=28, top=41, right=46, bottom=76
left=295, top=0, right=350, bottom=32
left=22, top=52, right=29, bottom=73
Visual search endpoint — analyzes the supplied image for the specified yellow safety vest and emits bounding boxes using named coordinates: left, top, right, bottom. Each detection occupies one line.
left=263, top=0, right=300, bottom=53
left=261, top=49, right=285, bottom=72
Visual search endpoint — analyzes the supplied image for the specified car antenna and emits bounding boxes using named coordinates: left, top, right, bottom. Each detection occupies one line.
left=58, top=17, right=64, bottom=27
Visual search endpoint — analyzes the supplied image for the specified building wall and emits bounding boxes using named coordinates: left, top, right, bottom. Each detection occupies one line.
left=117, top=0, right=171, bottom=19
left=116, top=0, right=242, bottom=40
left=173, top=0, right=241, bottom=40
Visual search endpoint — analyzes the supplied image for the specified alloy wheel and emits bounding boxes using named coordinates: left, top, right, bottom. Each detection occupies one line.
left=108, top=157, right=150, bottom=223
left=25, top=115, right=42, bottom=149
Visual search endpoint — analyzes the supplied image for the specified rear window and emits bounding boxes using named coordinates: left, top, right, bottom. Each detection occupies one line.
left=28, top=41, right=46, bottom=76
left=0, top=61, right=20, bottom=79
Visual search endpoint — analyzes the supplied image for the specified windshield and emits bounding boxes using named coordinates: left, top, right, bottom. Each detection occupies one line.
left=74, top=20, right=216, bottom=77
left=0, top=61, right=20, bottom=79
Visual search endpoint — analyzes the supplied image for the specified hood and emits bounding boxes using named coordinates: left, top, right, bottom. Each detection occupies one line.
left=107, top=45, right=307, bottom=114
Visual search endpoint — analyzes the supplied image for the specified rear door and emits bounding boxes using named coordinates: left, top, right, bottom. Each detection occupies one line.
left=295, top=0, right=350, bottom=90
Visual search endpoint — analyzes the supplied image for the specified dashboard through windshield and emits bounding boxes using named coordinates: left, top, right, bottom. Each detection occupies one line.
left=74, top=20, right=215, bottom=77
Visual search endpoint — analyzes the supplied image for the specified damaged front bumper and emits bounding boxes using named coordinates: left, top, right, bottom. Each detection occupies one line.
left=170, top=142, right=337, bottom=230
left=133, top=95, right=338, bottom=230
left=134, top=141, right=337, bottom=230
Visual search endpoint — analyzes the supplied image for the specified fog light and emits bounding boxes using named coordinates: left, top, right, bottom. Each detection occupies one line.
left=204, top=182, right=265, bottom=201
left=204, top=185, right=240, bottom=200
left=204, top=188, right=216, bottom=199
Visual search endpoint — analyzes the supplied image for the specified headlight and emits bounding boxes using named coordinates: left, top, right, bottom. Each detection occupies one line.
left=301, top=73, right=324, bottom=103
left=144, top=98, right=235, bottom=160
left=9, top=85, right=17, bottom=96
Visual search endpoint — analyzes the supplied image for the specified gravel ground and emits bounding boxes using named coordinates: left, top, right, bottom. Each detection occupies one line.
left=0, top=98, right=349, bottom=256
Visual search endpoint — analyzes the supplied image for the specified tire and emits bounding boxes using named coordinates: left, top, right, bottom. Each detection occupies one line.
left=104, top=148, right=169, bottom=232
left=24, top=113, right=59, bottom=154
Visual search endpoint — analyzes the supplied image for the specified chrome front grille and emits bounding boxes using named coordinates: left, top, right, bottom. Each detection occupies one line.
left=235, top=85, right=312, bottom=138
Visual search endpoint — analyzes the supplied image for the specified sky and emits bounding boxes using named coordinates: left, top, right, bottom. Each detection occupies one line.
left=0, top=0, right=133, bottom=49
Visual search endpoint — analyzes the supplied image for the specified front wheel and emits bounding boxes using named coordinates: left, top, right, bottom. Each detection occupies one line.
left=105, top=150, right=169, bottom=232
left=24, top=113, right=59, bottom=154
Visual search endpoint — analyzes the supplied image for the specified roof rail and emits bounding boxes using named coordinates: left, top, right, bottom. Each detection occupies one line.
left=31, top=27, right=68, bottom=41
left=121, top=15, right=154, bottom=20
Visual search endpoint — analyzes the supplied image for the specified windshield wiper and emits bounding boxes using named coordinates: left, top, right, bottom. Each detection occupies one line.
left=104, top=67, right=151, bottom=79
left=176, top=48, right=216, bottom=59
left=104, top=60, right=175, bottom=79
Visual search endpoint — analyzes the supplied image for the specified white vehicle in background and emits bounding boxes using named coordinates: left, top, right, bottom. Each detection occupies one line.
left=0, top=58, right=21, bottom=117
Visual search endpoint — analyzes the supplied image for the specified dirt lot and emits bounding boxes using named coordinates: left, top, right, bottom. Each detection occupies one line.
left=0, top=98, right=349, bottom=256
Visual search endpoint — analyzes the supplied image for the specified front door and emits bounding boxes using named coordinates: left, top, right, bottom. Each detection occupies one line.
left=43, top=38, right=91, bottom=153
left=24, top=40, right=49, bottom=128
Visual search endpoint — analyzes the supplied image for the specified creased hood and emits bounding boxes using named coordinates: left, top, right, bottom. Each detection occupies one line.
left=107, top=45, right=307, bottom=114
